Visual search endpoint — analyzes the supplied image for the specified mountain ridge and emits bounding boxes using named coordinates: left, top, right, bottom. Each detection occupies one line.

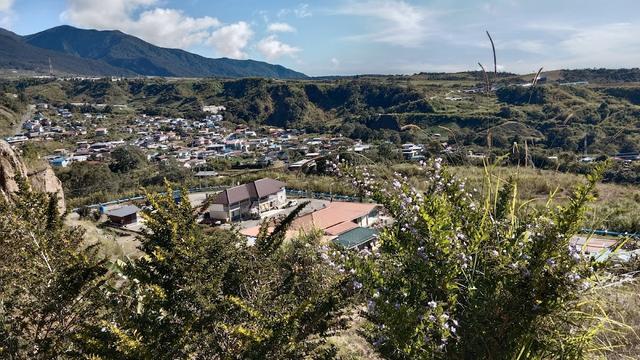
left=0, top=25, right=307, bottom=79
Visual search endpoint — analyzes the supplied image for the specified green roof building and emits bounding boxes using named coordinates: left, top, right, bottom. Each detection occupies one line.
left=333, top=227, right=378, bottom=249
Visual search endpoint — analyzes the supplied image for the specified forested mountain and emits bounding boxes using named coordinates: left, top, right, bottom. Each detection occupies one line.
left=0, top=28, right=133, bottom=76
left=0, top=25, right=307, bottom=79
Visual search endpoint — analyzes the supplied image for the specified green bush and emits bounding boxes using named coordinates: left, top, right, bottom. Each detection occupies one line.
left=344, top=159, right=617, bottom=359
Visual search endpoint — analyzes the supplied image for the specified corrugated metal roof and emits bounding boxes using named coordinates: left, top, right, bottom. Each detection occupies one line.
left=334, top=227, right=378, bottom=249
left=106, top=205, right=140, bottom=218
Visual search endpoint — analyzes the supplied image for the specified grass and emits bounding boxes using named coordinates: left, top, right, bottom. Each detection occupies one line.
left=327, top=310, right=382, bottom=360
left=590, top=279, right=640, bottom=359
left=66, top=213, right=141, bottom=259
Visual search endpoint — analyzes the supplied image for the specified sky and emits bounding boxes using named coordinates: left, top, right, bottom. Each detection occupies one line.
left=1, top=0, right=640, bottom=76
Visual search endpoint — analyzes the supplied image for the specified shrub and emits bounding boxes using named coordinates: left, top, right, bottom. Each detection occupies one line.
left=79, top=184, right=349, bottom=358
left=0, top=180, right=107, bottom=358
left=342, top=159, right=616, bottom=359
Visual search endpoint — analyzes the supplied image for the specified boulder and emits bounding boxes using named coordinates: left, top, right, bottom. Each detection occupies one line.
left=0, top=140, right=66, bottom=214
left=0, top=140, right=28, bottom=196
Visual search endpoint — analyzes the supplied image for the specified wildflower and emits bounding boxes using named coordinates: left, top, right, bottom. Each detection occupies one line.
left=367, top=300, right=376, bottom=312
left=546, top=258, right=556, bottom=267
left=428, top=300, right=437, bottom=308
left=567, top=273, right=581, bottom=282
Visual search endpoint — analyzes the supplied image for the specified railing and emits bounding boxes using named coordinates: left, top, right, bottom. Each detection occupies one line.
left=72, top=185, right=228, bottom=212
left=580, top=228, right=640, bottom=238
left=285, top=189, right=361, bottom=202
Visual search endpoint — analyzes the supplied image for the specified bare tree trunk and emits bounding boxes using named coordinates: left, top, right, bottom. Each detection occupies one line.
left=478, top=63, right=490, bottom=93
left=486, top=31, right=497, bottom=80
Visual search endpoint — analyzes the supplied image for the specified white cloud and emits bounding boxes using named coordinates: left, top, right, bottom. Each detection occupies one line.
left=208, top=22, right=254, bottom=59
left=278, top=3, right=312, bottom=18
left=509, top=22, right=640, bottom=71
left=0, top=0, right=14, bottom=28
left=268, top=22, right=296, bottom=33
left=499, top=40, right=546, bottom=54
left=62, top=0, right=220, bottom=48
left=0, top=0, right=13, bottom=12
left=294, top=4, right=312, bottom=18
left=257, top=35, right=300, bottom=60
left=338, top=0, right=430, bottom=47
left=331, top=57, right=340, bottom=68
left=556, top=23, right=640, bottom=68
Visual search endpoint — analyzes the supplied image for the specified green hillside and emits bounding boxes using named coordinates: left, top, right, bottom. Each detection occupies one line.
left=5, top=73, right=640, bottom=156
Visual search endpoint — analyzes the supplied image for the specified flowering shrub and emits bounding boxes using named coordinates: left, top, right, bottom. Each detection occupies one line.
left=342, top=159, right=613, bottom=359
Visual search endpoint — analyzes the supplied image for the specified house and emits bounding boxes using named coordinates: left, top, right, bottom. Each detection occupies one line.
left=96, top=128, right=109, bottom=136
left=240, top=201, right=381, bottom=248
left=289, top=159, right=315, bottom=170
left=195, top=171, right=219, bottom=178
left=48, top=156, right=71, bottom=168
left=402, top=143, right=423, bottom=160
left=334, top=227, right=379, bottom=250
left=106, top=205, right=141, bottom=226
left=209, top=178, right=287, bottom=222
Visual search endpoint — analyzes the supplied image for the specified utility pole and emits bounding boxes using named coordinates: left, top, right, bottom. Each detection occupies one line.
left=48, top=57, right=53, bottom=77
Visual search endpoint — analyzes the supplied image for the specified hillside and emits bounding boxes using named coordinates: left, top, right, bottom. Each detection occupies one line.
left=0, top=28, right=133, bottom=76
left=23, top=26, right=307, bottom=79
left=5, top=73, right=640, bottom=158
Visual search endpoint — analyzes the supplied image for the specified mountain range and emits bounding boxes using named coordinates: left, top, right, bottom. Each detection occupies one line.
left=0, top=25, right=307, bottom=79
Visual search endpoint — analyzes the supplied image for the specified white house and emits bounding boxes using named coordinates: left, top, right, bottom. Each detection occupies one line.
left=209, top=178, right=287, bottom=222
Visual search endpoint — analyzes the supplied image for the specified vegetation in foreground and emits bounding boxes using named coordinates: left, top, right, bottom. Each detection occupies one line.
left=1, top=162, right=639, bottom=359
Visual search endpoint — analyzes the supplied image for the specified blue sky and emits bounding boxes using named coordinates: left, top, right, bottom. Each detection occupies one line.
left=1, top=0, right=640, bottom=76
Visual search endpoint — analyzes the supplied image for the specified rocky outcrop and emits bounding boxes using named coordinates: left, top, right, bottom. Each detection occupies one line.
left=28, top=166, right=66, bottom=213
left=0, top=140, right=28, bottom=195
left=0, top=140, right=66, bottom=214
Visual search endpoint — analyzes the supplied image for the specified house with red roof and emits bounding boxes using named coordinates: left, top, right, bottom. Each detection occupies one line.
left=240, top=201, right=381, bottom=249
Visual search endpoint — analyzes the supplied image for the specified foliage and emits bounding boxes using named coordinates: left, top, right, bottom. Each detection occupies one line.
left=496, top=85, right=547, bottom=105
left=109, top=146, right=147, bottom=173
left=343, top=159, right=617, bottom=359
left=0, top=179, right=107, bottom=358
left=79, top=184, right=349, bottom=359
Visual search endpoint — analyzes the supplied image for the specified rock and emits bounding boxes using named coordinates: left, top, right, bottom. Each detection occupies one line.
left=0, top=140, right=28, bottom=196
left=0, top=140, right=66, bottom=214
left=28, top=166, right=66, bottom=214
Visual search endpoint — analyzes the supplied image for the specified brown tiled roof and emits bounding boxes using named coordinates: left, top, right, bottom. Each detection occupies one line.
left=252, top=178, right=286, bottom=198
left=240, top=201, right=378, bottom=238
left=213, top=178, right=285, bottom=205
left=291, top=202, right=377, bottom=231
left=325, top=221, right=360, bottom=236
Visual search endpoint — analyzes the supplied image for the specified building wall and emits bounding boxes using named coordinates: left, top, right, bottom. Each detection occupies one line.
left=209, top=187, right=286, bottom=221
left=357, top=208, right=379, bottom=227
